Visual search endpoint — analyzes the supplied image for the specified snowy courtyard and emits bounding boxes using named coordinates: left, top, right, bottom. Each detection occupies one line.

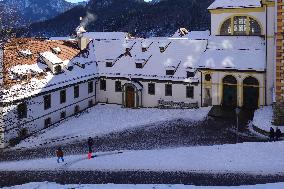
left=1, top=141, right=284, bottom=174
left=14, top=104, right=211, bottom=149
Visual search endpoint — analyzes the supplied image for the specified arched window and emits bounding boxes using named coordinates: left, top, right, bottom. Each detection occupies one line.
left=220, top=16, right=261, bottom=36
left=243, top=76, right=259, bottom=86
left=223, top=75, right=237, bottom=84
left=220, top=18, right=232, bottom=35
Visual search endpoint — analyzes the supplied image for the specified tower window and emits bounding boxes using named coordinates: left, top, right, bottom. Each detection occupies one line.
left=220, top=16, right=261, bottom=36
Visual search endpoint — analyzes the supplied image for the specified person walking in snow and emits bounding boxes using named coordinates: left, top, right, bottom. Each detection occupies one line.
left=269, top=127, right=275, bottom=142
left=87, top=137, right=94, bottom=159
left=56, top=147, right=64, bottom=163
left=276, top=128, right=282, bottom=141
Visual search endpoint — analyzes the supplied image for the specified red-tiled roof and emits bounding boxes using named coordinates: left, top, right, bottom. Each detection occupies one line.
left=3, top=38, right=80, bottom=86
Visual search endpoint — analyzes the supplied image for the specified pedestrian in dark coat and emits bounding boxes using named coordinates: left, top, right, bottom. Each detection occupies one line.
left=87, top=137, right=94, bottom=159
left=56, top=147, right=64, bottom=163
left=269, top=127, right=275, bottom=142
left=276, top=128, right=282, bottom=141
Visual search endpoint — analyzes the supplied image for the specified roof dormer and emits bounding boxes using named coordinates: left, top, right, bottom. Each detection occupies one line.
left=159, top=41, right=171, bottom=53
left=39, top=51, right=64, bottom=75
left=19, top=49, right=32, bottom=58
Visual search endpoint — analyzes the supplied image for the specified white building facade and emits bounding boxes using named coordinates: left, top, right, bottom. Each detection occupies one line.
left=0, top=0, right=280, bottom=148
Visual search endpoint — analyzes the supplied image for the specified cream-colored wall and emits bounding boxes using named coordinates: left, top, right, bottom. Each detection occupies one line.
left=201, top=71, right=266, bottom=107
left=211, top=11, right=266, bottom=36
left=96, top=78, right=201, bottom=108
left=265, top=6, right=276, bottom=105
left=266, top=38, right=276, bottom=105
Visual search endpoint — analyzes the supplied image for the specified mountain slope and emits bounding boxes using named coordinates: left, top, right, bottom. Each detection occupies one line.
left=23, top=0, right=213, bottom=38
left=0, top=0, right=82, bottom=27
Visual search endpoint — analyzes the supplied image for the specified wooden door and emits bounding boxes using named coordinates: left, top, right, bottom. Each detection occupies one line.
left=126, top=86, right=135, bottom=108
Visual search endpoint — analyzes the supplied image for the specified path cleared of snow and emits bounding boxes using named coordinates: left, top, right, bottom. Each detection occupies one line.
left=16, top=104, right=211, bottom=149
left=253, top=106, right=284, bottom=133
left=3, top=182, right=284, bottom=189
left=2, top=141, right=284, bottom=175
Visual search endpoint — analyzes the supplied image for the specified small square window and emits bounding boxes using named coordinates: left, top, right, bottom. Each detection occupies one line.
left=148, top=83, right=155, bottom=95
left=88, top=81, right=94, bottom=94
left=44, top=94, right=51, bottom=110
left=100, top=80, right=106, bottom=91
left=75, top=105, right=80, bottom=114
left=115, top=81, right=122, bottom=92
left=44, top=117, right=51, bottom=128
left=186, top=86, right=194, bottom=98
left=60, top=111, right=66, bottom=119
left=88, top=100, right=93, bottom=107
left=165, top=84, right=172, bottom=96
left=187, top=71, right=195, bottom=78
left=17, top=102, right=27, bottom=119
left=166, top=70, right=175, bottom=76
left=136, top=63, right=143, bottom=69
left=60, top=90, right=66, bottom=104
left=74, top=85, right=80, bottom=98
left=106, top=62, right=113, bottom=67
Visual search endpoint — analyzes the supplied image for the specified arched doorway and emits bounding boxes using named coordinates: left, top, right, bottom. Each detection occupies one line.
left=243, top=76, right=259, bottom=109
left=222, top=75, right=238, bottom=107
left=125, top=86, right=135, bottom=108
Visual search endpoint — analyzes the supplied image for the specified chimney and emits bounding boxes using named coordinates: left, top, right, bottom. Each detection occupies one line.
left=76, top=17, right=89, bottom=50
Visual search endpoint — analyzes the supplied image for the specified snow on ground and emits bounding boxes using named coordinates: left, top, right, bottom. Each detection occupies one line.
left=2, top=141, right=284, bottom=175
left=3, top=182, right=284, bottom=189
left=15, top=104, right=211, bottom=149
left=252, top=106, right=284, bottom=133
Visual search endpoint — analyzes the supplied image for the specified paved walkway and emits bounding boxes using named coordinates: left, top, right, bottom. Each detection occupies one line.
left=1, top=170, right=284, bottom=187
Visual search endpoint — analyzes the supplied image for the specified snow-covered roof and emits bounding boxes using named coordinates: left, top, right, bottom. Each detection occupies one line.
left=40, top=51, right=63, bottom=65
left=9, top=63, right=47, bottom=75
left=94, top=38, right=207, bottom=82
left=83, top=32, right=129, bottom=40
left=208, top=0, right=262, bottom=10
left=172, top=30, right=210, bottom=40
left=2, top=34, right=267, bottom=102
left=1, top=39, right=96, bottom=102
left=198, top=36, right=266, bottom=71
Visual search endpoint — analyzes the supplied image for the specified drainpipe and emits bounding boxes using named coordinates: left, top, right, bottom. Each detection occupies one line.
left=265, top=2, right=268, bottom=106
left=196, top=70, right=203, bottom=107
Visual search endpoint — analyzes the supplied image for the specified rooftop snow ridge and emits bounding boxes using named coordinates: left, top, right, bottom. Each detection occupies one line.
left=208, top=0, right=262, bottom=10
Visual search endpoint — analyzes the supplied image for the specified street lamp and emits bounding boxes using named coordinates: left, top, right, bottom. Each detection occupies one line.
left=235, top=107, right=241, bottom=143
